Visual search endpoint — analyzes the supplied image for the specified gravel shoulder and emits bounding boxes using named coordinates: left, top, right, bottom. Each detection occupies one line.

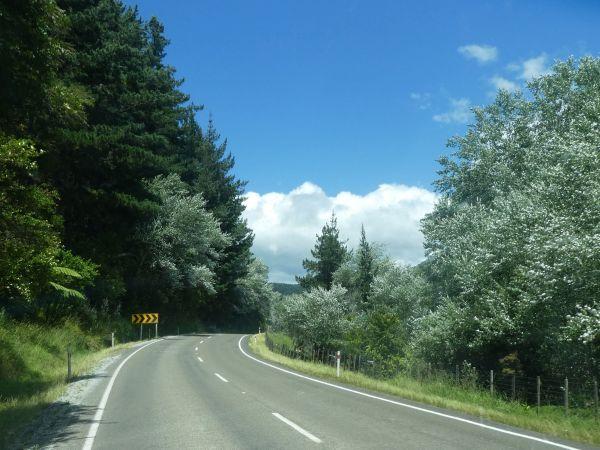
left=12, top=341, right=148, bottom=450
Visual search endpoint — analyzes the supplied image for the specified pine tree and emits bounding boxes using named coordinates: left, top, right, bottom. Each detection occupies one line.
left=296, top=212, right=348, bottom=290
left=176, top=109, right=254, bottom=322
left=44, top=0, right=189, bottom=312
left=356, top=225, right=375, bottom=307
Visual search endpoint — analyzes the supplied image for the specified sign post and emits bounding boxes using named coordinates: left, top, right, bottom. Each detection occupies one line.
left=132, top=313, right=159, bottom=340
left=336, top=351, right=341, bottom=377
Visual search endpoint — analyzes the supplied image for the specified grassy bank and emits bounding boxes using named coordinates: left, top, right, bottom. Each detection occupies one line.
left=0, top=315, right=134, bottom=448
left=249, top=333, right=599, bottom=446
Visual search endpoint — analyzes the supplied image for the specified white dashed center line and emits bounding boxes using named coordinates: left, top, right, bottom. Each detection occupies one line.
left=214, top=373, right=228, bottom=383
left=197, top=356, right=203, bottom=362
left=272, top=412, right=322, bottom=443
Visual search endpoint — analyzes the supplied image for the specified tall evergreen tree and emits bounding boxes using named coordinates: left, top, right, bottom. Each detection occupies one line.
left=43, top=0, right=189, bottom=312
left=296, top=212, right=348, bottom=290
left=356, top=225, right=375, bottom=306
left=176, top=109, right=254, bottom=323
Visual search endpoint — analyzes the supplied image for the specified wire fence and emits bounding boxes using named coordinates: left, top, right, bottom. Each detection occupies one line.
left=264, top=331, right=599, bottom=418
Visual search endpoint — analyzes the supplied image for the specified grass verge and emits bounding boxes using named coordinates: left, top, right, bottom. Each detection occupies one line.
left=249, top=333, right=599, bottom=446
left=0, top=316, right=135, bottom=448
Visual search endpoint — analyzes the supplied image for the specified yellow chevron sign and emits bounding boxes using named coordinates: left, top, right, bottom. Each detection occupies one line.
left=131, top=313, right=159, bottom=324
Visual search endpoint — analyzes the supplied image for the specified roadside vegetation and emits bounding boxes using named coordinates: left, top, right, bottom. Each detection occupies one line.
left=0, top=314, right=137, bottom=447
left=249, top=333, right=600, bottom=446
left=269, top=58, right=599, bottom=442
left=1, top=0, right=275, bottom=330
left=1, top=1, right=277, bottom=440
left=273, top=57, right=600, bottom=393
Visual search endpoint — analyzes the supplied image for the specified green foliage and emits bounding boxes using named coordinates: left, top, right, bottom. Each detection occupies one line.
left=419, top=57, right=600, bottom=377
left=140, top=173, right=229, bottom=303
left=0, top=312, right=129, bottom=447
left=0, top=0, right=71, bottom=135
left=271, top=284, right=351, bottom=348
left=177, top=113, right=254, bottom=322
left=296, top=212, right=348, bottom=290
left=277, top=222, right=433, bottom=363
left=271, top=283, right=302, bottom=296
left=0, top=137, right=61, bottom=305
left=233, top=259, right=279, bottom=327
left=39, top=0, right=189, bottom=313
left=355, top=225, right=376, bottom=306
left=1, top=0, right=256, bottom=327
left=48, top=282, right=86, bottom=300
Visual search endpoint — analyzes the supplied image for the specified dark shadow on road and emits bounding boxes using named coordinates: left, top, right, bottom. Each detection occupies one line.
left=9, top=401, right=98, bottom=449
left=69, top=373, right=109, bottom=382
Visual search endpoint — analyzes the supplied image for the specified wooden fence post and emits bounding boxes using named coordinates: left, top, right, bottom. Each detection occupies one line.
left=67, top=348, right=72, bottom=381
left=594, top=378, right=598, bottom=423
left=564, top=377, right=569, bottom=415
left=511, top=374, right=516, bottom=401
left=536, top=376, right=541, bottom=415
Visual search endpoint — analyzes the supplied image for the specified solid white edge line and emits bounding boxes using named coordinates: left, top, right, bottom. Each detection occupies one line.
left=82, top=339, right=162, bottom=450
left=214, top=372, right=229, bottom=382
left=197, top=356, right=204, bottom=362
left=272, top=412, right=322, bottom=443
left=237, top=335, right=579, bottom=450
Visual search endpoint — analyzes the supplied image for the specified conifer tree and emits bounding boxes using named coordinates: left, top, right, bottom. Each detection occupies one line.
left=176, top=110, right=254, bottom=322
left=45, top=0, right=189, bottom=311
left=356, top=225, right=375, bottom=307
left=296, top=213, right=347, bottom=290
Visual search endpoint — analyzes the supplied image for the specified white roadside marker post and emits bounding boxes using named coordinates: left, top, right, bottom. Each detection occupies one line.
left=155, top=322, right=158, bottom=338
left=336, top=350, right=341, bottom=377
left=111, top=331, right=114, bottom=347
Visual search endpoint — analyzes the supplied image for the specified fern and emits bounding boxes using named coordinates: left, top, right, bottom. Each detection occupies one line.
left=51, top=266, right=83, bottom=279
left=49, top=281, right=86, bottom=300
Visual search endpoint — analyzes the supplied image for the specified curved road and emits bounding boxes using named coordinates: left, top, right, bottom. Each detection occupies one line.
left=27, top=334, right=594, bottom=449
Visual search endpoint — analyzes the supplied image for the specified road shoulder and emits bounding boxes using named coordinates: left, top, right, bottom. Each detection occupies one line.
left=244, top=334, right=598, bottom=450
left=12, top=340, right=155, bottom=449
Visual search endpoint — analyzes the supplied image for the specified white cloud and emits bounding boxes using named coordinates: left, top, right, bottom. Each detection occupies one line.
left=509, top=54, right=551, bottom=81
left=409, top=92, right=432, bottom=110
left=489, top=76, right=519, bottom=92
left=458, top=44, right=498, bottom=64
left=433, top=98, right=472, bottom=124
left=243, top=182, right=437, bottom=283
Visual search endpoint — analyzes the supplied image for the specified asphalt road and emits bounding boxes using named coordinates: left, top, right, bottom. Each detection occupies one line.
left=26, top=334, right=595, bottom=449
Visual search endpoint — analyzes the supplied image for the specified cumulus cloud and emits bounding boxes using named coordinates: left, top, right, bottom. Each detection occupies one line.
left=458, top=44, right=498, bottom=64
left=243, top=182, right=437, bottom=283
left=433, top=98, right=472, bottom=124
left=509, top=54, right=551, bottom=80
left=489, top=75, right=519, bottom=93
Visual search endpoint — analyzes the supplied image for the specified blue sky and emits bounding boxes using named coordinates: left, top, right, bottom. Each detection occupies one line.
left=126, top=0, right=600, bottom=281
left=126, top=0, right=599, bottom=195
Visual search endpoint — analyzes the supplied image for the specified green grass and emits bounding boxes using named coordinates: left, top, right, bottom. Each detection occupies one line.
left=249, top=334, right=599, bottom=446
left=0, top=316, right=135, bottom=448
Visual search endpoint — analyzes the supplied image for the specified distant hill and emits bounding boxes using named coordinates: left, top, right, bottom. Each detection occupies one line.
left=271, top=283, right=302, bottom=296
